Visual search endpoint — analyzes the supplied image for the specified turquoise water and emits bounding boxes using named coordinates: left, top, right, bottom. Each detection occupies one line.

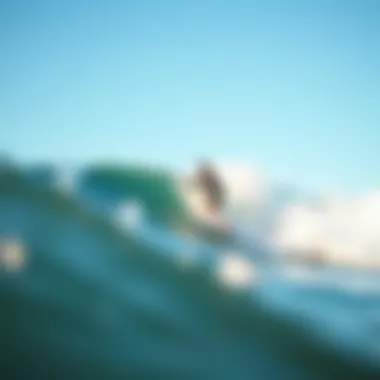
left=1, top=166, right=380, bottom=379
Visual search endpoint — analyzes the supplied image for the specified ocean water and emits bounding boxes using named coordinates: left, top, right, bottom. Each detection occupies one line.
left=1, top=166, right=380, bottom=380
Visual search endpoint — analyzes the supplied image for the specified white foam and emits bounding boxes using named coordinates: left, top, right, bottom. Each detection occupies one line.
left=213, top=161, right=266, bottom=207
left=0, top=236, right=27, bottom=272
left=217, top=253, right=258, bottom=288
left=272, top=190, right=380, bottom=268
left=182, top=159, right=380, bottom=268
left=115, top=200, right=145, bottom=231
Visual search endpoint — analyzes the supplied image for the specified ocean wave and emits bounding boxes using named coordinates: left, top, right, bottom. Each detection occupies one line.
left=1, top=166, right=380, bottom=379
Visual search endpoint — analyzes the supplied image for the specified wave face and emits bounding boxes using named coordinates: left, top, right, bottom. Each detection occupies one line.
left=79, top=165, right=187, bottom=223
left=1, top=165, right=380, bottom=380
left=78, top=164, right=231, bottom=243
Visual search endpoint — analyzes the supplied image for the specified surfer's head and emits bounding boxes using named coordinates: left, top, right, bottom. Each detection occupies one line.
left=197, top=159, right=214, bottom=173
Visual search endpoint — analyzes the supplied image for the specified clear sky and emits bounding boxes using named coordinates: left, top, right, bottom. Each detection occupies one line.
left=1, top=0, right=379, bottom=193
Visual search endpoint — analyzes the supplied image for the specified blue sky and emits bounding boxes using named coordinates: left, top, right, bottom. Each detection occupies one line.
left=1, top=0, right=379, bottom=193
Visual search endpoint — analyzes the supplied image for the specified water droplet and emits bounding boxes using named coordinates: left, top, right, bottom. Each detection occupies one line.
left=217, top=252, right=257, bottom=288
left=0, top=237, right=27, bottom=272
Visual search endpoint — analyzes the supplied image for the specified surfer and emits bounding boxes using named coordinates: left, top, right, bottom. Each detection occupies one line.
left=181, top=159, right=228, bottom=232
left=194, top=160, right=225, bottom=216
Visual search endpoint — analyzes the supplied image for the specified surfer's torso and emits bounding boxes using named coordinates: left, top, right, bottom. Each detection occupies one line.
left=195, top=163, right=225, bottom=213
left=178, top=161, right=228, bottom=233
